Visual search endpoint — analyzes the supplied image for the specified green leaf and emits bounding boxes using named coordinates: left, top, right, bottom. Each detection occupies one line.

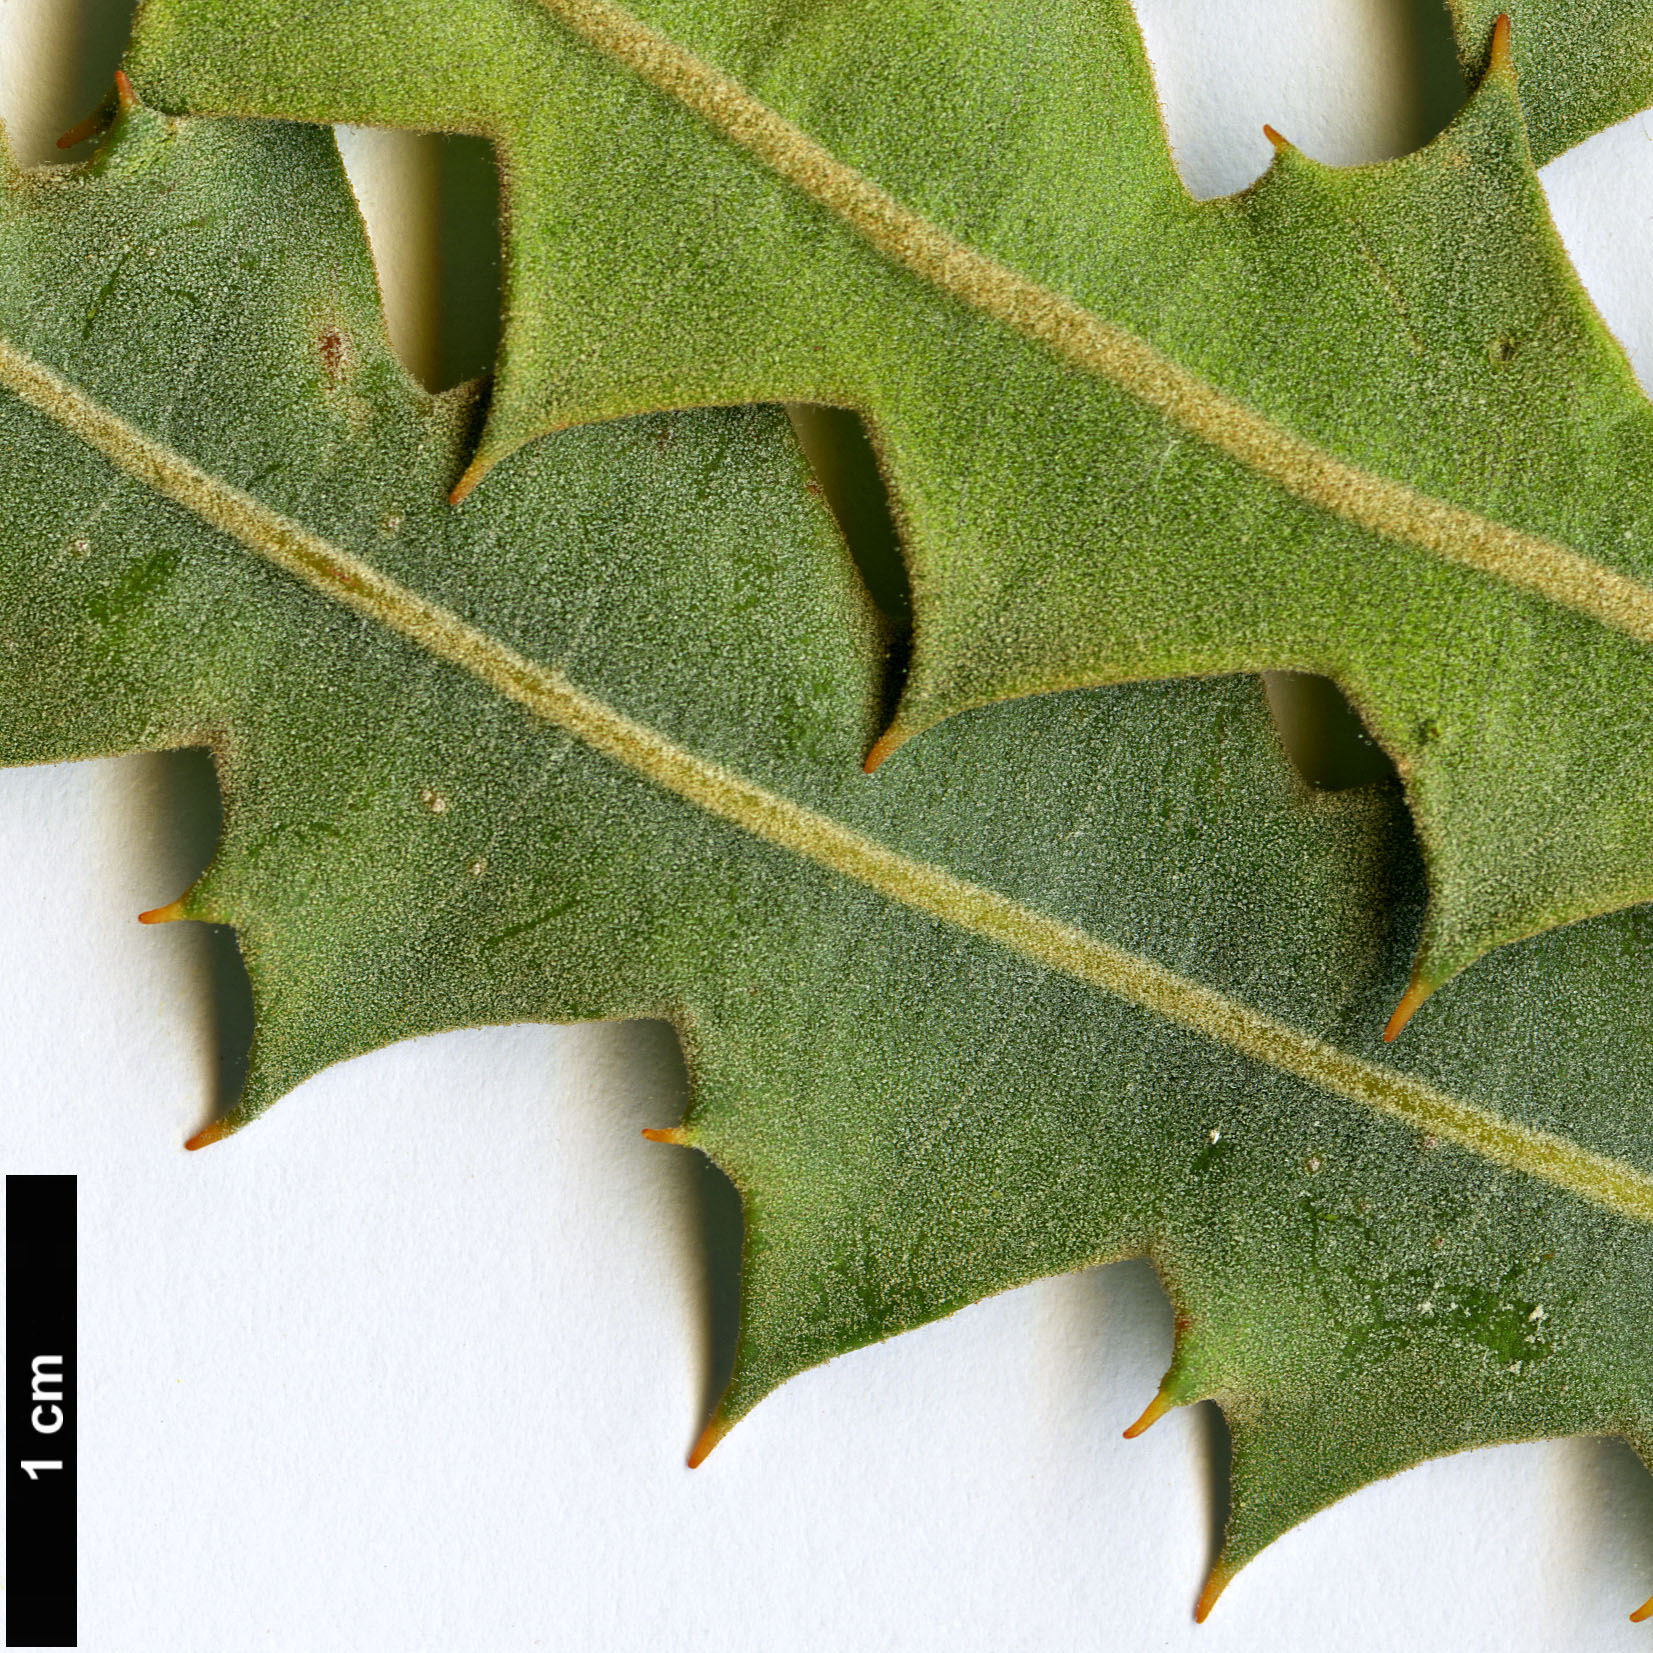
left=1450, top=2, right=1653, bottom=163
left=125, top=0, right=1653, bottom=1019
left=3, top=98, right=1651, bottom=1618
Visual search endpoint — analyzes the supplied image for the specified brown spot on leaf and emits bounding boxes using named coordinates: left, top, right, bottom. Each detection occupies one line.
left=320, top=327, right=347, bottom=385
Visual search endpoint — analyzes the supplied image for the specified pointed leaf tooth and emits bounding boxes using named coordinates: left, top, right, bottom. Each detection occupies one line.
left=641, top=1125, right=691, bottom=1147
left=139, top=858, right=230, bottom=925
left=1383, top=976, right=1431, bottom=1043
left=1446, top=3, right=1653, bottom=166
left=138, top=895, right=191, bottom=926
left=183, top=1116, right=235, bottom=1152
left=862, top=720, right=911, bottom=775
left=182, top=1039, right=290, bottom=1149
left=1122, top=1390, right=1174, bottom=1440
left=55, top=99, right=115, bottom=154
left=686, top=1415, right=728, bottom=1469
left=1193, top=1560, right=1234, bottom=1624
left=1123, top=1323, right=1213, bottom=1438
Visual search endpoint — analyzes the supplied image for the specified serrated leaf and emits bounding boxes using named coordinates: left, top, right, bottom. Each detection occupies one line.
left=3, top=99, right=1651, bottom=1618
left=1451, top=2, right=1653, bottom=163
left=125, top=0, right=1653, bottom=1021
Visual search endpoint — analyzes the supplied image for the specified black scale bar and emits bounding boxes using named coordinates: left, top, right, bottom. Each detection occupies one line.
left=6, top=1175, right=76, bottom=1648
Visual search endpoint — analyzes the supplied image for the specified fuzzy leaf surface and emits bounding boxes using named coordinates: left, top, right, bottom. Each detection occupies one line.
left=125, top=0, right=1653, bottom=1013
left=3, top=103, right=1652, bottom=1613
left=1451, top=1, right=1653, bottom=162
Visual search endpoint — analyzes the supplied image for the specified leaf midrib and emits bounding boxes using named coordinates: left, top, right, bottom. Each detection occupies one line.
left=523, top=0, right=1653, bottom=650
left=4, top=333, right=1649, bottom=1225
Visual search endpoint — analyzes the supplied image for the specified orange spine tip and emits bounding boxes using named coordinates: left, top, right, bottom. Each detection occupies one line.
left=138, top=897, right=189, bottom=925
left=184, top=1118, right=231, bottom=1152
left=1384, top=978, right=1431, bottom=1042
left=114, top=70, right=138, bottom=112
left=1490, top=13, right=1513, bottom=72
left=687, top=1416, right=728, bottom=1469
left=1123, top=1391, right=1173, bottom=1439
left=1194, top=1564, right=1233, bottom=1624
left=864, top=725, right=906, bottom=775
left=1262, top=124, right=1290, bottom=153
left=449, top=455, right=491, bottom=506
left=1631, top=1593, right=1653, bottom=1624
left=641, top=1126, right=689, bottom=1147
left=56, top=107, right=110, bottom=151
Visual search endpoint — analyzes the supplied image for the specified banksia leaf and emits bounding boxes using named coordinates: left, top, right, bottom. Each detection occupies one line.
left=127, top=1, right=1653, bottom=1014
left=2, top=96, right=1651, bottom=1619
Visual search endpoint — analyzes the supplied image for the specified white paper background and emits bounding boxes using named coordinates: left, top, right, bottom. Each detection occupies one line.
left=2, top=2, right=1652, bottom=1648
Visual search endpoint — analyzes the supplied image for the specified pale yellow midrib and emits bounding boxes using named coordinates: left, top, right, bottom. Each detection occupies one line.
left=5, top=336, right=1651, bottom=1228
left=531, top=0, right=1653, bottom=651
